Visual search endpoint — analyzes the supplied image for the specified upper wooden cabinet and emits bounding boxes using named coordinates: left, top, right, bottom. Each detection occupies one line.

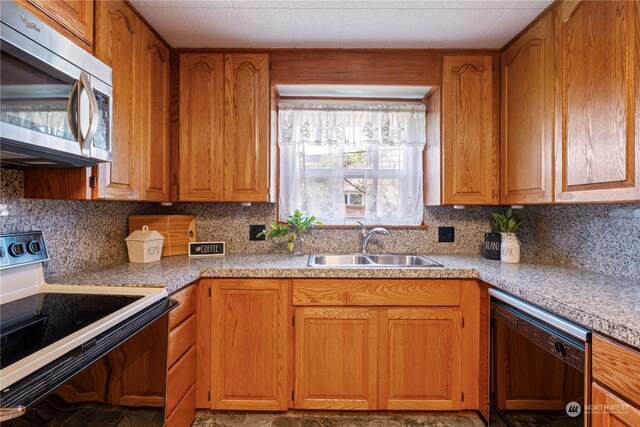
left=210, top=279, right=290, bottom=410
left=179, top=54, right=225, bottom=202
left=441, top=54, right=500, bottom=205
left=554, top=0, right=640, bottom=203
left=140, top=26, right=171, bottom=202
left=16, top=0, right=94, bottom=51
left=501, top=13, right=554, bottom=204
left=178, top=53, right=270, bottom=202
left=93, top=0, right=141, bottom=200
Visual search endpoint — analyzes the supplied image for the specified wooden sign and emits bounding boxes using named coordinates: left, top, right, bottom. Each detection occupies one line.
left=484, top=233, right=501, bottom=260
left=189, top=242, right=225, bottom=257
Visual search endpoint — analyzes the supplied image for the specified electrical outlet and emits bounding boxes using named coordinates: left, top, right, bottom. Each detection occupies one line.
left=249, top=225, right=266, bottom=241
left=438, top=226, right=455, bottom=243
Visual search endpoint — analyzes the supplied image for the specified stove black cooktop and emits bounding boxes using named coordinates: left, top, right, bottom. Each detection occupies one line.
left=0, top=293, right=143, bottom=369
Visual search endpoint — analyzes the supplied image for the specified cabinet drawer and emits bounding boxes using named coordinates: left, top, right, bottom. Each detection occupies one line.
left=167, top=314, right=196, bottom=368
left=292, top=279, right=460, bottom=306
left=166, top=384, right=196, bottom=427
left=593, top=335, right=640, bottom=407
left=169, top=285, right=197, bottom=330
left=166, top=346, right=196, bottom=414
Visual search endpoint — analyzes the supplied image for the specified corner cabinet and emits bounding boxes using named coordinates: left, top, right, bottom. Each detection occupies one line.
left=554, top=0, right=640, bottom=203
left=441, top=54, right=500, bottom=205
left=23, top=0, right=172, bottom=202
left=178, top=53, right=270, bottom=202
left=501, top=13, right=554, bottom=204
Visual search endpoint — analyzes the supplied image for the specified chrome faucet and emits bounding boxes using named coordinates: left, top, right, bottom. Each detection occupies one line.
left=357, top=221, right=389, bottom=253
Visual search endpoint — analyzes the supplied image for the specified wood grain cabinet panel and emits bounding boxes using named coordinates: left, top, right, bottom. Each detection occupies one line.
left=294, top=307, right=378, bottom=410
left=592, top=335, right=640, bottom=408
left=93, top=0, right=140, bottom=200
left=211, top=279, right=290, bottom=410
left=378, top=308, right=462, bottom=410
left=223, top=53, right=270, bottom=202
left=442, top=54, right=500, bottom=205
left=591, top=383, right=640, bottom=427
left=501, top=13, right=554, bottom=204
left=555, top=0, right=640, bottom=202
left=17, top=0, right=94, bottom=51
left=179, top=54, right=225, bottom=201
left=140, top=25, right=171, bottom=202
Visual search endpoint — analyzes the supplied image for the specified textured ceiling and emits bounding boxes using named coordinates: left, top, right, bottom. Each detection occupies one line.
left=131, top=0, right=552, bottom=49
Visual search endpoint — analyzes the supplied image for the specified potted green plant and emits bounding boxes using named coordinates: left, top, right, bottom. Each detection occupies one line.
left=492, top=208, right=525, bottom=264
left=258, top=209, right=323, bottom=255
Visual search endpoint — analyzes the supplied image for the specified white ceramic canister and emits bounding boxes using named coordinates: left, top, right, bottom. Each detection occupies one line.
left=500, top=233, right=521, bottom=263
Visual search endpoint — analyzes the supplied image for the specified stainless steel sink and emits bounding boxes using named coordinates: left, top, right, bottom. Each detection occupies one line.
left=308, top=253, right=442, bottom=267
left=366, top=254, right=442, bottom=267
left=310, top=254, right=373, bottom=266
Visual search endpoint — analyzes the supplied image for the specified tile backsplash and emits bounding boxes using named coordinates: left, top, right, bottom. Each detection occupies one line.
left=1, top=168, right=638, bottom=280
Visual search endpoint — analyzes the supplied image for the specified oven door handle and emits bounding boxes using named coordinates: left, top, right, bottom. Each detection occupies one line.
left=0, top=407, right=26, bottom=421
left=66, top=79, right=80, bottom=142
left=77, top=71, right=99, bottom=152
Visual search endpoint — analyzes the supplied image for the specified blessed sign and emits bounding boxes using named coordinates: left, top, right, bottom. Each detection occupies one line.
left=189, top=242, right=225, bottom=257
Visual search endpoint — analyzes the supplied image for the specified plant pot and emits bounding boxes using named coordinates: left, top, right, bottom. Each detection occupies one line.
left=291, top=231, right=305, bottom=256
left=500, top=233, right=520, bottom=264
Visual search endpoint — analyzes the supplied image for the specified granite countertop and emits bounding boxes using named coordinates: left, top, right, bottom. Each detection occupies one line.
left=48, top=254, right=640, bottom=349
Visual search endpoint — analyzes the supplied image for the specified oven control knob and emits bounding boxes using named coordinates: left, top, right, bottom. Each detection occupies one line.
left=554, top=341, right=566, bottom=357
left=8, top=243, right=25, bottom=257
left=27, top=241, right=42, bottom=254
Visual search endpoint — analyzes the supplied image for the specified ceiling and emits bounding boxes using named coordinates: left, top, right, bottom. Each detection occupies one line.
left=131, top=0, right=553, bottom=49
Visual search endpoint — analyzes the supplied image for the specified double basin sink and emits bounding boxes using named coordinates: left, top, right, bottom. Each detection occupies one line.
left=308, top=253, right=443, bottom=268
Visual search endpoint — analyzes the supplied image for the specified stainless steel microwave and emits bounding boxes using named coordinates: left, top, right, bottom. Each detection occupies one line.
left=0, top=1, right=113, bottom=167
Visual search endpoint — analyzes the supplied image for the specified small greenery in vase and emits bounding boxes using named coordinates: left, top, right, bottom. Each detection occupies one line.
left=257, top=209, right=323, bottom=252
left=492, top=208, right=524, bottom=235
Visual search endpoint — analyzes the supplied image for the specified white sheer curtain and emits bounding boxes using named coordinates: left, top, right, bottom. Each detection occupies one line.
left=278, top=102, right=426, bottom=225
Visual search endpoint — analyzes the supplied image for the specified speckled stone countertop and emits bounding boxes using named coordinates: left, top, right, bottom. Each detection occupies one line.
left=48, top=254, right=640, bottom=349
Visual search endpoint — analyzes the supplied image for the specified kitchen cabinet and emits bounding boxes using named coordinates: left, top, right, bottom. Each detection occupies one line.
left=92, top=0, right=140, bottom=200
left=23, top=0, right=172, bottom=202
left=294, top=307, right=378, bottom=410
left=292, top=279, right=481, bottom=412
left=378, top=308, right=462, bottom=410
left=554, top=0, right=640, bottom=203
left=440, top=54, right=500, bottom=205
left=140, top=25, right=171, bottom=202
left=166, top=284, right=198, bottom=427
left=501, top=13, right=554, bottom=204
left=210, top=279, right=290, bottom=410
left=178, top=53, right=270, bottom=202
left=16, top=0, right=94, bottom=52
left=591, top=334, right=640, bottom=426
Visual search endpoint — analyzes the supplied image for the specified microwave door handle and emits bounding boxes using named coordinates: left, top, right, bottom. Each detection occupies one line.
left=66, top=79, right=80, bottom=142
left=77, top=72, right=99, bottom=151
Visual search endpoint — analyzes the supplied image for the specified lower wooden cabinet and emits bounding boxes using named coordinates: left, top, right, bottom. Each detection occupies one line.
left=294, top=307, right=378, bottom=410
left=379, top=308, right=462, bottom=410
left=591, top=334, right=640, bottom=426
left=165, top=284, right=198, bottom=427
left=210, top=279, right=290, bottom=410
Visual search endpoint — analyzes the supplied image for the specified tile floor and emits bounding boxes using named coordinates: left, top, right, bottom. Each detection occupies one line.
left=192, top=411, right=486, bottom=427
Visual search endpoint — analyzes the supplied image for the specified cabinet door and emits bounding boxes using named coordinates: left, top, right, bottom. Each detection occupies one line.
left=211, top=279, right=289, bottom=410
left=18, top=0, right=94, bottom=51
left=294, top=307, right=378, bottom=410
left=378, top=308, right=462, bottom=410
left=501, top=13, right=554, bottom=204
left=592, top=383, right=640, bottom=427
left=179, top=54, right=225, bottom=201
left=442, top=55, right=499, bottom=205
left=140, top=27, right=170, bottom=202
left=555, top=0, right=640, bottom=203
left=93, top=1, right=140, bottom=200
left=223, top=53, right=270, bottom=202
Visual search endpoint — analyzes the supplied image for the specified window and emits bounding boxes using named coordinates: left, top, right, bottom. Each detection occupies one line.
left=278, top=102, right=426, bottom=226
